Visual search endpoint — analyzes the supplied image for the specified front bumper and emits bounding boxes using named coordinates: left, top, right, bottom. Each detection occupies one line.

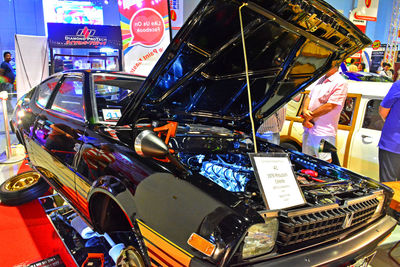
left=250, top=215, right=397, bottom=267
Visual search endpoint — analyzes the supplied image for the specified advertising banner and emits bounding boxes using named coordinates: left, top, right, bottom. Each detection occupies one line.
left=118, top=0, right=171, bottom=76
left=354, top=0, right=380, bottom=21
left=15, top=35, right=49, bottom=99
left=349, top=9, right=366, bottom=33
left=370, top=50, right=385, bottom=73
left=47, top=23, right=122, bottom=49
left=43, top=0, right=103, bottom=34
left=170, top=0, right=184, bottom=30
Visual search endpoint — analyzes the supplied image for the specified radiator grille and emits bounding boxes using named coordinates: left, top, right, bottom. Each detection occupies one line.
left=277, top=198, right=379, bottom=247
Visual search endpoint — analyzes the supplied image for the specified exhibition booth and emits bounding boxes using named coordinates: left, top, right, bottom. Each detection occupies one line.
left=1, top=0, right=400, bottom=266
left=47, top=22, right=123, bottom=74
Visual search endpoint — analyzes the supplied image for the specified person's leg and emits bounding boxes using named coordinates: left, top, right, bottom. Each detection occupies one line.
left=318, top=136, right=335, bottom=162
left=379, top=148, right=400, bottom=182
left=302, top=131, right=319, bottom=157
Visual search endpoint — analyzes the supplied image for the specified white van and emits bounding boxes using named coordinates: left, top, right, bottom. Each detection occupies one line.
left=281, top=77, right=393, bottom=180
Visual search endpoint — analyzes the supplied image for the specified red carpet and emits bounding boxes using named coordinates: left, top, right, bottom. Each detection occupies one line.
left=0, top=160, right=76, bottom=266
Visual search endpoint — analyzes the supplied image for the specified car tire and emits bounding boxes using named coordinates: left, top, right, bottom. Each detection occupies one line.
left=0, top=171, right=49, bottom=206
left=281, top=142, right=299, bottom=151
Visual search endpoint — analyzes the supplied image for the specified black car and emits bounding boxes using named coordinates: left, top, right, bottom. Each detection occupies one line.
left=5, top=0, right=397, bottom=266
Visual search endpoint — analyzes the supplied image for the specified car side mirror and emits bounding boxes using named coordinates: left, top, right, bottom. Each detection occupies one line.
left=134, top=130, right=169, bottom=158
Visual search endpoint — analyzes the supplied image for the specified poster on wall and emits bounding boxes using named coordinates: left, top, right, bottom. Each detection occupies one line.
left=354, top=0, right=380, bottom=21
left=118, top=0, right=171, bottom=76
left=170, top=0, right=184, bottom=30
left=43, top=0, right=103, bottom=33
left=370, top=49, right=385, bottom=73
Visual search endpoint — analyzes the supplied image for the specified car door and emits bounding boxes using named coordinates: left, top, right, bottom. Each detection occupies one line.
left=24, top=74, right=63, bottom=166
left=32, top=73, right=87, bottom=213
left=73, top=73, right=149, bottom=218
left=347, top=97, right=384, bottom=180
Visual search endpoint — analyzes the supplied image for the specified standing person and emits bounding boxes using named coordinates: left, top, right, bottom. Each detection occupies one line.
left=357, top=62, right=365, bottom=72
left=347, top=58, right=358, bottom=72
left=378, top=81, right=400, bottom=182
left=380, top=63, right=393, bottom=80
left=257, top=106, right=286, bottom=145
left=1, top=52, right=15, bottom=113
left=301, top=66, right=348, bottom=162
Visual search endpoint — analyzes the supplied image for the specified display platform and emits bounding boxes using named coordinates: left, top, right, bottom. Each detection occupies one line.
left=0, top=160, right=76, bottom=266
left=0, top=159, right=130, bottom=266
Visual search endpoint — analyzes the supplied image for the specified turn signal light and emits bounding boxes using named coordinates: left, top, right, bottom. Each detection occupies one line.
left=187, top=233, right=215, bottom=257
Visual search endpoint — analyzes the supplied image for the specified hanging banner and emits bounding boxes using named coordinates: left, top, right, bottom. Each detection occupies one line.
left=370, top=49, right=385, bottom=73
left=349, top=9, right=366, bottom=33
left=354, top=0, right=379, bottom=21
left=118, top=0, right=171, bottom=76
left=15, top=35, right=49, bottom=99
left=169, top=0, right=184, bottom=30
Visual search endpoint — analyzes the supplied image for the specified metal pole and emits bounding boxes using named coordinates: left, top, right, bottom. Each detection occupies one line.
left=1, top=92, right=12, bottom=159
left=0, top=90, right=24, bottom=164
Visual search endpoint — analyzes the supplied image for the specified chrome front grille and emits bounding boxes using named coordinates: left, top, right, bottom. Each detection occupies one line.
left=277, top=198, right=380, bottom=248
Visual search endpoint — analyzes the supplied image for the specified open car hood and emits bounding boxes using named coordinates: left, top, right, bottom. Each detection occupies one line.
left=118, top=0, right=370, bottom=131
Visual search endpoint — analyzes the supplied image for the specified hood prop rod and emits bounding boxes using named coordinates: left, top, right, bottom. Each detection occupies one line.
left=239, top=3, right=258, bottom=153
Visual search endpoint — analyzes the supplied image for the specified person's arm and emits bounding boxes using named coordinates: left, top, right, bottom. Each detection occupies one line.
left=310, top=103, right=338, bottom=118
left=379, top=106, right=390, bottom=121
left=302, top=95, right=312, bottom=119
left=380, top=82, right=400, bottom=120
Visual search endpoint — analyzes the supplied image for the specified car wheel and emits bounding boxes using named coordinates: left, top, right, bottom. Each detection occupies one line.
left=116, top=245, right=146, bottom=267
left=280, top=142, right=299, bottom=151
left=0, top=171, right=50, bottom=206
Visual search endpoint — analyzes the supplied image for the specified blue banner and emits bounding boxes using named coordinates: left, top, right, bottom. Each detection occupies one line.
left=48, top=23, right=122, bottom=49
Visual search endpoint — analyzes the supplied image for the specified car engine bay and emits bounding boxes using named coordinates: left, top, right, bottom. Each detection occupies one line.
left=171, top=124, right=383, bottom=211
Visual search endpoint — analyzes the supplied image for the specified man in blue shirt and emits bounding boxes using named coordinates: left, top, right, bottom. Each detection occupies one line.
left=0, top=51, right=15, bottom=112
left=379, top=81, right=400, bottom=182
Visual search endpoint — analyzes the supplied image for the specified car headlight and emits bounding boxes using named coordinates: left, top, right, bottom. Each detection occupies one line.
left=371, top=191, right=385, bottom=220
left=242, top=218, right=278, bottom=259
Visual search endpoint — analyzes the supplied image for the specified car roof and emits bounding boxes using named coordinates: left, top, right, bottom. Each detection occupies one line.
left=347, top=80, right=392, bottom=98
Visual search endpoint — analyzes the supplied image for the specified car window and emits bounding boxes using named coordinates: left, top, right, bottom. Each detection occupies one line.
left=36, top=76, right=61, bottom=108
left=286, top=93, right=304, bottom=117
left=50, top=75, right=84, bottom=120
left=93, top=74, right=144, bottom=123
left=339, top=97, right=356, bottom=126
left=362, top=99, right=384, bottom=131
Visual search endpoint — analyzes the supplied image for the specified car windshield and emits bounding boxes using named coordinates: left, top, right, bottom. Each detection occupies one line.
left=92, top=74, right=145, bottom=124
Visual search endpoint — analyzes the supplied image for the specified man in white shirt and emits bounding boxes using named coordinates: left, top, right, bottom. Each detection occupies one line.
left=302, top=66, right=348, bottom=162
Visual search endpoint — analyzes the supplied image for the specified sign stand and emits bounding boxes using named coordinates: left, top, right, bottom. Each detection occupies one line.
left=249, top=153, right=306, bottom=210
left=0, top=91, right=24, bottom=164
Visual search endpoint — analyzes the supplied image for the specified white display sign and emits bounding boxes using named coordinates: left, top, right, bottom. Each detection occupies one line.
left=102, top=109, right=122, bottom=121
left=250, top=154, right=305, bottom=210
left=354, top=0, right=379, bottom=21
